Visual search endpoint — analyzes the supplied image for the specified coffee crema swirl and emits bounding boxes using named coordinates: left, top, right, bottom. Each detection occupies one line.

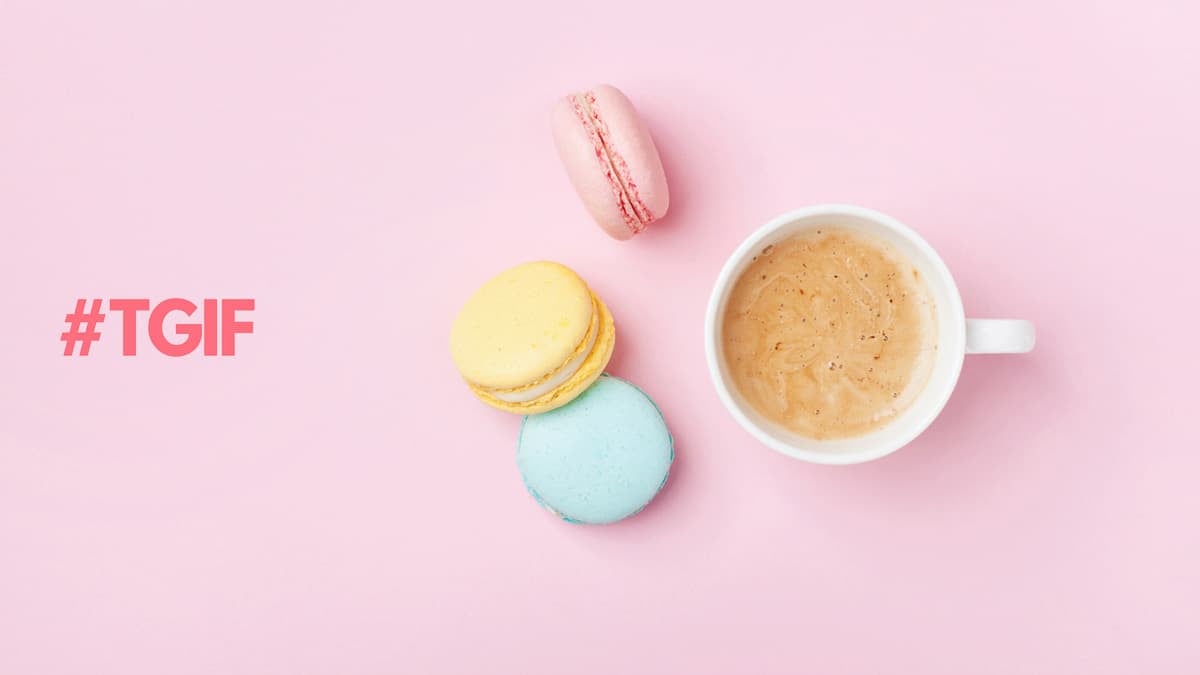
left=722, top=228, right=937, bottom=439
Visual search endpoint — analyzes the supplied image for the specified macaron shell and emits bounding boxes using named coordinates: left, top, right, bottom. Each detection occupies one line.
left=551, top=85, right=669, bottom=240
left=467, top=292, right=615, bottom=415
left=589, top=85, right=669, bottom=224
left=552, top=100, right=631, bottom=240
left=450, top=261, right=595, bottom=391
left=517, top=374, right=673, bottom=525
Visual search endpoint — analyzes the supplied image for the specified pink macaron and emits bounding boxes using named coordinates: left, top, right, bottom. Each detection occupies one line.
left=551, top=85, right=669, bottom=240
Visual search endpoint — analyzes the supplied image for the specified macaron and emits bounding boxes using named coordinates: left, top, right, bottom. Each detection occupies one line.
left=450, top=261, right=615, bottom=415
left=552, top=84, right=669, bottom=241
left=517, top=375, right=673, bottom=524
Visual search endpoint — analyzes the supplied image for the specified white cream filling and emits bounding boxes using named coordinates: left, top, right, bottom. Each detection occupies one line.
left=488, top=327, right=598, bottom=403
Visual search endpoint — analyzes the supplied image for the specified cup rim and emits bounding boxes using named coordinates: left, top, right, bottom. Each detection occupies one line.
left=704, top=204, right=967, bottom=465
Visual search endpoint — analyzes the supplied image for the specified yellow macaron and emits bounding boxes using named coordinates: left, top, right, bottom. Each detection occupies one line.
left=450, top=261, right=615, bottom=414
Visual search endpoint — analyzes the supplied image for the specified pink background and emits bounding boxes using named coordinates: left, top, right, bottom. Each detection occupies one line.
left=2, top=1, right=1198, bottom=673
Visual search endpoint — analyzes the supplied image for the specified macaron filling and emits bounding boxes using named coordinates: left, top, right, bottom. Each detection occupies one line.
left=488, top=320, right=598, bottom=403
left=481, top=298, right=600, bottom=403
left=568, top=90, right=655, bottom=235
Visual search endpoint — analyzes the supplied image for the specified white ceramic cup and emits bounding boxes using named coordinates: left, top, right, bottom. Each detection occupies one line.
left=704, top=204, right=1035, bottom=465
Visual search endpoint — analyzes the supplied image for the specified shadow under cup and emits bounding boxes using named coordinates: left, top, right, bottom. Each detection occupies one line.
left=705, top=205, right=967, bottom=465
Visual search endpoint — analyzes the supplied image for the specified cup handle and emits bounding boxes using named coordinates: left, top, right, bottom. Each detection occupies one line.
left=965, top=319, right=1035, bottom=354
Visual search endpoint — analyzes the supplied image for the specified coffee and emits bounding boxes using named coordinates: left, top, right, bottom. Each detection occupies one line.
left=722, top=228, right=936, bottom=439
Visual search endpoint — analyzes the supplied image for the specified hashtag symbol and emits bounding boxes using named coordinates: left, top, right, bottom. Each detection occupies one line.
left=61, top=299, right=105, bottom=356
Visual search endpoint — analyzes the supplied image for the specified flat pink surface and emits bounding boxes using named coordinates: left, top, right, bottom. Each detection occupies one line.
left=2, top=2, right=1198, bottom=673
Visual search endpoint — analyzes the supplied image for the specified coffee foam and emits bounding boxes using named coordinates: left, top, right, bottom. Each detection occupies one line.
left=722, top=228, right=937, bottom=439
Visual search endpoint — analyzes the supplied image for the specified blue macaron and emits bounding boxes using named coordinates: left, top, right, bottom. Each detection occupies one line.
left=516, top=374, right=673, bottom=525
